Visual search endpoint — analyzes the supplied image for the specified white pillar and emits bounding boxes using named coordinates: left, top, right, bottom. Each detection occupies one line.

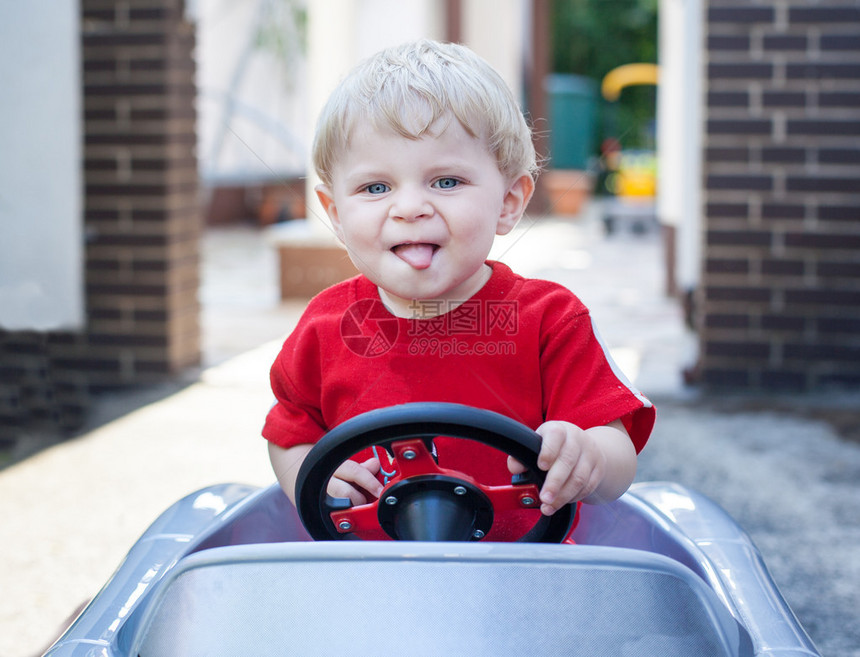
left=657, top=0, right=683, bottom=233
left=0, top=2, right=82, bottom=330
left=461, top=0, right=527, bottom=103
left=657, top=0, right=704, bottom=293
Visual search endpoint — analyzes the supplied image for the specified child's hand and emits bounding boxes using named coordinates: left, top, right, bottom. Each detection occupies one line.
left=533, top=420, right=607, bottom=516
left=327, top=457, right=384, bottom=505
left=507, top=419, right=636, bottom=516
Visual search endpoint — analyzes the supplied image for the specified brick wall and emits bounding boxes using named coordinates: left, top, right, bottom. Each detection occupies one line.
left=81, top=0, right=201, bottom=387
left=1, top=0, right=200, bottom=446
left=700, top=1, right=860, bottom=390
left=0, top=332, right=90, bottom=447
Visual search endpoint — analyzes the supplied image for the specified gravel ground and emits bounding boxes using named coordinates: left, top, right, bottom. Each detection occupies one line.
left=636, top=395, right=860, bottom=657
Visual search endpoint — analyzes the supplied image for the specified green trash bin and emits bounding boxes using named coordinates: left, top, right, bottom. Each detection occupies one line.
left=546, top=74, right=598, bottom=170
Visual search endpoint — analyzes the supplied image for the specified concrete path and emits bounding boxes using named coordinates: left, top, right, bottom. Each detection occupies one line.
left=2, top=209, right=858, bottom=656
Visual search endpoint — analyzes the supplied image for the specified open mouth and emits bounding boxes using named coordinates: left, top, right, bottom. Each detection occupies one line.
left=391, top=242, right=439, bottom=269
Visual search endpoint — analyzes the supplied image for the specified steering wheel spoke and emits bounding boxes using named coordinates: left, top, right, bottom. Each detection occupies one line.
left=329, top=500, right=385, bottom=538
left=388, top=438, right=440, bottom=478
left=480, top=481, right=543, bottom=512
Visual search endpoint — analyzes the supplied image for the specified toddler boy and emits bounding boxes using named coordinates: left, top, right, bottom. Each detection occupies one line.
left=263, top=40, right=654, bottom=533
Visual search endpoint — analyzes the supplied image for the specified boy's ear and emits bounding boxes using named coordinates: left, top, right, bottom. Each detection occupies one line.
left=315, top=184, right=344, bottom=242
left=496, top=173, right=535, bottom=236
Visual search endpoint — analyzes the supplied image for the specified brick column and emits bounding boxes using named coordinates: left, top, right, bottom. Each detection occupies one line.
left=0, top=1, right=201, bottom=447
left=81, top=0, right=201, bottom=386
left=700, top=2, right=860, bottom=390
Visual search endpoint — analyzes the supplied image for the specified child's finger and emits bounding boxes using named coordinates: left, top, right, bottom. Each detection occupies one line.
left=535, top=422, right=567, bottom=471
left=358, top=456, right=382, bottom=474
left=326, top=477, right=368, bottom=506
left=546, top=455, right=600, bottom=514
left=332, top=458, right=384, bottom=498
left=539, top=445, right=583, bottom=512
left=507, top=455, right=528, bottom=475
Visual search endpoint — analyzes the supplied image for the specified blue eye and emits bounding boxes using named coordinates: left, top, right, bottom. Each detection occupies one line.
left=433, top=177, right=459, bottom=189
left=365, top=183, right=389, bottom=194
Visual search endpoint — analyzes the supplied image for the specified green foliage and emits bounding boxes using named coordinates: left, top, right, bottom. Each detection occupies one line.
left=550, top=0, right=658, bottom=152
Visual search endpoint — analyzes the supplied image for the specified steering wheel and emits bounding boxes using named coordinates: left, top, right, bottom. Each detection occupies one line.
left=295, top=403, right=575, bottom=543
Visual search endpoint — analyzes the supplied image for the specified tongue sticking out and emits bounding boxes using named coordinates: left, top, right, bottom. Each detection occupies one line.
left=392, top=243, right=436, bottom=269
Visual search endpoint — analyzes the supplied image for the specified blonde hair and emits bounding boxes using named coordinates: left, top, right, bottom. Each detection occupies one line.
left=312, top=39, right=538, bottom=186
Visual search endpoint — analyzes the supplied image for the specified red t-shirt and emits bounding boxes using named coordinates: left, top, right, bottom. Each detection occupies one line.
left=263, top=262, right=654, bottom=489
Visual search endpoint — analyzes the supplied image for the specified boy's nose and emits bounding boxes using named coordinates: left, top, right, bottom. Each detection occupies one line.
left=388, top=186, right=433, bottom=221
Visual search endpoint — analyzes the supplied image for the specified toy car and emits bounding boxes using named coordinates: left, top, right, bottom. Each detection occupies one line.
left=44, top=403, right=820, bottom=656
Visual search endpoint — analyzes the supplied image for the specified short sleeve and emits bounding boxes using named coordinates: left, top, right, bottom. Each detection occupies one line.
left=539, top=295, right=654, bottom=453
left=261, top=302, right=333, bottom=449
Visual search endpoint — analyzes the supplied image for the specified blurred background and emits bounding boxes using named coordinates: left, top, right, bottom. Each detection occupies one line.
left=1, top=1, right=859, bottom=655
left=4, top=0, right=857, bottom=447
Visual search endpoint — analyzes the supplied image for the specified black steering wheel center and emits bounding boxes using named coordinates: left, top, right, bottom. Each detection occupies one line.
left=377, top=475, right=494, bottom=542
